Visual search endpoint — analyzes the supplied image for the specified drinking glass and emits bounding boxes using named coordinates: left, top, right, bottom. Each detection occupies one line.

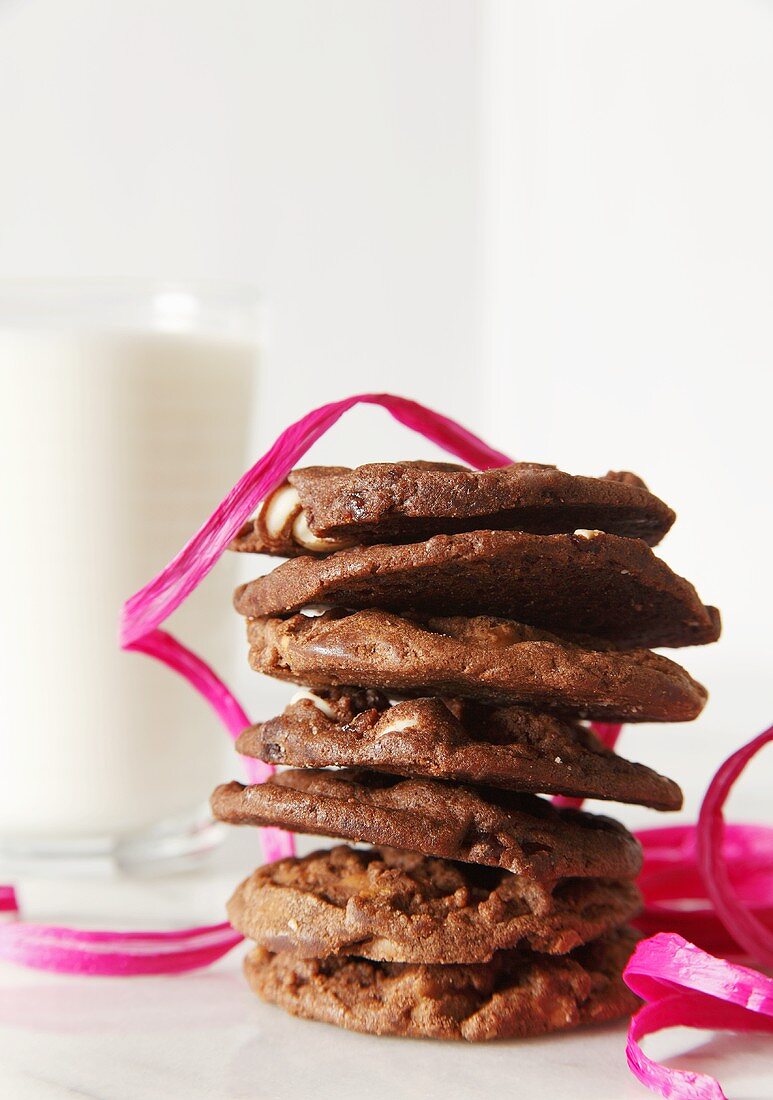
left=0, top=280, right=260, bottom=871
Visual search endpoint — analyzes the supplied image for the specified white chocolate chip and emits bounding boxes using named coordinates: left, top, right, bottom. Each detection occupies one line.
left=261, top=483, right=349, bottom=551
left=573, top=529, right=603, bottom=539
left=263, top=484, right=302, bottom=537
left=376, top=716, right=417, bottom=737
left=260, top=482, right=356, bottom=551
left=292, top=508, right=349, bottom=552
left=554, top=756, right=563, bottom=764
left=289, top=689, right=338, bottom=719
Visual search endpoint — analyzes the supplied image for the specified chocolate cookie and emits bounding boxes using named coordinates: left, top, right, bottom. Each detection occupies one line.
left=234, top=529, right=719, bottom=649
left=230, top=461, right=674, bottom=555
left=236, top=691, right=683, bottom=810
left=210, top=769, right=643, bottom=880
left=242, top=926, right=641, bottom=1040
left=246, top=609, right=707, bottom=722
left=228, top=844, right=643, bottom=963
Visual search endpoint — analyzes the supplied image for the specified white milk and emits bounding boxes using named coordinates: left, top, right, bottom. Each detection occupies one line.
left=0, top=329, right=256, bottom=844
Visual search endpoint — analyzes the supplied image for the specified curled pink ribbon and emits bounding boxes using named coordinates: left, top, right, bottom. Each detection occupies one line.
left=635, top=821, right=773, bottom=957
left=624, top=934, right=773, bottom=1100
left=0, top=394, right=770, bottom=1100
left=696, top=725, right=773, bottom=966
left=624, top=724, right=773, bottom=1098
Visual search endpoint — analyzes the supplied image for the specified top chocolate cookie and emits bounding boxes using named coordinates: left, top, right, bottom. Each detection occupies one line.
left=231, top=461, right=675, bottom=555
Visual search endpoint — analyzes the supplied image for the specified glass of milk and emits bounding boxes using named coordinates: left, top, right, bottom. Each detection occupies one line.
left=0, top=280, right=259, bottom=871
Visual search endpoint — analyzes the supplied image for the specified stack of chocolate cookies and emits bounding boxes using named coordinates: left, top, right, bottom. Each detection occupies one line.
left=212, top=460, right=719, bottom=1041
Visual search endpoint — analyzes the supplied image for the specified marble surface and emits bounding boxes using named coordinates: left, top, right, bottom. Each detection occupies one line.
left=1, top=829, right=771, bottom=1100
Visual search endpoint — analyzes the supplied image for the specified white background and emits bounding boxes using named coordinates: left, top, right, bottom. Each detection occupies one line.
left=0, top=5, right=771, bottom=1095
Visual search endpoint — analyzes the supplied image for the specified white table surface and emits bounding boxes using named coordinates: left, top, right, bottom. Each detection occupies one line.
left=1, top=827, right=771, bottom=1100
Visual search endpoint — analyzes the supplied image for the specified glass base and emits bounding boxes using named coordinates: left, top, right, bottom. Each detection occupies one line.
left=0, top=805, right=225, bottom=878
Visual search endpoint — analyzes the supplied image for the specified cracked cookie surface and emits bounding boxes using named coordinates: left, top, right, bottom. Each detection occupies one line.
left=228, top=844, right=642, bottom=963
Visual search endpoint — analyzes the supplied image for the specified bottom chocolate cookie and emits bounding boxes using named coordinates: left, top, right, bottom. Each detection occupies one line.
left=244, top=926, right=640, bottom=1041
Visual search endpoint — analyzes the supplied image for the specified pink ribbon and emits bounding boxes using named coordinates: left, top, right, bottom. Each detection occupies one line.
left=125, top=628, right=290, bottom=863
left=0, top=393, right=769, bottom=1100
left=635, top=822, right=773, bottom=957
left=696, top=725, right=773, bottom=966
left=624, top=935, right=773, bottom=1100
left=119, top=393, right=511, bottom=647
left=623, top=723, right=773, bottom=1098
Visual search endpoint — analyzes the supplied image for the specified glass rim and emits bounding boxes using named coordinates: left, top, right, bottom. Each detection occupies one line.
left=0, top=277, right=263, bottom=335
left=0, top=276, right=262, bottom=303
